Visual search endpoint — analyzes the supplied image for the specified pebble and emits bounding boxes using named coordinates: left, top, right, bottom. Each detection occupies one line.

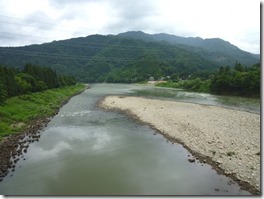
left=101, top=96, right=260, bottom=193
left=188, top=158, right=195, bottom=163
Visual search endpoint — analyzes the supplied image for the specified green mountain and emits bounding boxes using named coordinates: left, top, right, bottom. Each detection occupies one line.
left=118, top=31, right=259, bottom=66
left=0, top=31, right=259, bottom=83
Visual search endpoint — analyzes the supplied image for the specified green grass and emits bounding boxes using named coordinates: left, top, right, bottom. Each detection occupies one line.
left=156, top=79, right=211, bottom=93
left=0, top=83, right=86, bottom=141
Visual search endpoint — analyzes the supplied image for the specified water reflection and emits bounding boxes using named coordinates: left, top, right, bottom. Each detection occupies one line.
left=29, top=141, right=72, bottom=161
left=0, top=84, right=253, bottom=195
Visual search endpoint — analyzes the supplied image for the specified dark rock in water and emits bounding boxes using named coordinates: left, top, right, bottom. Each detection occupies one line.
left=12, top=149, right=17, bottom=156
left=17, top=149, right=22, bottom=155
left=0, top=97, right=71, bottom=183
left=188, top=158, right=195, bottom=163
left=214, top=188, right=220, bottom=192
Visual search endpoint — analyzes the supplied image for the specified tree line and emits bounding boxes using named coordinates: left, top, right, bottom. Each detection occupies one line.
left=156, top=62, right=260, bottom=97
left=210, top=62, right=260, bottom=96
left=0, top=63, right=76, bottom=104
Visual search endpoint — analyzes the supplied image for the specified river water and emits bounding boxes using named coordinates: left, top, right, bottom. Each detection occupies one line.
left=0, top=84, right=259, bottom=195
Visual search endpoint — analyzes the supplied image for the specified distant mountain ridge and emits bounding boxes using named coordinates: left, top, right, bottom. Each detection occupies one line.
left=0, top=31, right=260, bottom=83
left=118, top=31, right=259, bottom=65
left=118, top=31, right=253, bottom=53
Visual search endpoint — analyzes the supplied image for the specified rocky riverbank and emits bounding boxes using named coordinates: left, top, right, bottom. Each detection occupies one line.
left=0, top=85, right=87, bottom=182
left=98, top=96, right=260, bottom=195
left=0, top=118, right=50, bottom=182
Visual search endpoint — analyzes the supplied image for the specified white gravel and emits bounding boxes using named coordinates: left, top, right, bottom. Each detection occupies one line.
left=99, top=96, right=260, bottom=192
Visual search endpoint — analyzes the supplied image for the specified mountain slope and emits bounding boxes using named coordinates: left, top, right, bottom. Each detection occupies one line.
left=118, top=31, right=259, bottom=66
left=0, top=31, right=260, bottom=83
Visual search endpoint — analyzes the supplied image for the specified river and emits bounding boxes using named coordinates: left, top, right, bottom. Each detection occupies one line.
left=0, top=83, right=259, bottom=195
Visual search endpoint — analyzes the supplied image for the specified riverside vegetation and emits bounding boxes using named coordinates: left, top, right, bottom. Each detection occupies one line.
left=0, top=63, right=85, bottom=182
left=156, top=62, right=260, bottom=97
left=0, top=63, right=86, bottom=140
left=0, top=83, right=85, bottom=141
left=0, top=63, right=77, bottom=104
left=0, top=83, right=85, bottom=182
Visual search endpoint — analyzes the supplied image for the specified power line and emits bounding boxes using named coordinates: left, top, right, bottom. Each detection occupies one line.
left=0, top=14, right=60, bottom=26
left=0, top=14, right=260, bottom=55
left=0, top=32, right=185, bottom=52
left=0, top=31, right=54, bottom=40
left=0, top=14, right=98, bottom=33
left=0, top=34, right=193, bottom=62
left=0, top=15, right=260, bottom=55
left=0, top=48, right=156, bottom=62
left=0, top=31, right=181, bottom=50
left=0, top=14, right=260, bottom=52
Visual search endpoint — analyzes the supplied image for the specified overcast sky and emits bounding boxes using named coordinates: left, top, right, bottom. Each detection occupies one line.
left=0, top=0, right=261, bottom=53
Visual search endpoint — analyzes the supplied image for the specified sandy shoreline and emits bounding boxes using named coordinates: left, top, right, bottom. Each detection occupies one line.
left=98, top=95, right=260, bottom=195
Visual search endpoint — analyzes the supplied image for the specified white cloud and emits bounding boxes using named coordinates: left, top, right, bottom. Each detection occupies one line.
left=0, top=0, right=261, bottom=53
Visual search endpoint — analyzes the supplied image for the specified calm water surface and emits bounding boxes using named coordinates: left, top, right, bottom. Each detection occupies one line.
left=0, top=84, right=258, bottom=195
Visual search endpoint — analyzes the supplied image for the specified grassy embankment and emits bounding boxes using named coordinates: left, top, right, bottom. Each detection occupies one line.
left=0, top=83, right=86, bottom=141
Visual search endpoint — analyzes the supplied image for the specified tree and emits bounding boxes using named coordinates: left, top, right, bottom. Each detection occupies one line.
left=15, top=73, right=34, bottom=94
left=0, top=82, right=7, bottom=104
left=234, top=62, right=244, bottom=72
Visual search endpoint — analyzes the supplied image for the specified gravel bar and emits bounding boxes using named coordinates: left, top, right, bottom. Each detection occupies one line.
left=99, top=95, right=260, bottom=194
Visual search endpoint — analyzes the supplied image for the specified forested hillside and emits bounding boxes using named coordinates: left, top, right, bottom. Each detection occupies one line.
left=0, top=32, right=260, bottom=83
left=0, top=63, right=76, bottom=104
left=118, top=31, right=259, bottom=66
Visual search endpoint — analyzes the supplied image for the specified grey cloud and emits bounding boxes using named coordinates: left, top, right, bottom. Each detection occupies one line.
left=0, top=9, right=61, bottom=47
left=24, top=11, right=58, bottom=30
left=0, top=0, right=259, bottom=53
left=49, top=0, right=94, bottom=9
left=110, top=0, right=158, bottom=21
left=102, top=0, right=160, bottom=34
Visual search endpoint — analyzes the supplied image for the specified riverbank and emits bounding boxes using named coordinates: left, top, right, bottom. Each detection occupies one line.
left=0, top=84, right=87, bottom=182
left=98, top=96, right=260, bottom=195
